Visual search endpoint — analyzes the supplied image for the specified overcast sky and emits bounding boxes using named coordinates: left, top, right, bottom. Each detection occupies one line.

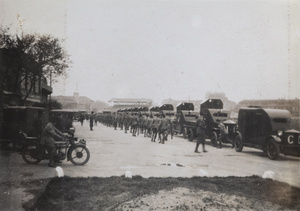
left=1, top=0, right=299, bottom=105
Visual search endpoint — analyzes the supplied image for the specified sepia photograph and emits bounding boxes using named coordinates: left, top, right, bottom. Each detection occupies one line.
left=0, top=0, right=299, bottom=210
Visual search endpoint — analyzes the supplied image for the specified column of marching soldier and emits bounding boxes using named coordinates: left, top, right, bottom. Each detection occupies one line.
left=97, top=112, right=173, bottom=144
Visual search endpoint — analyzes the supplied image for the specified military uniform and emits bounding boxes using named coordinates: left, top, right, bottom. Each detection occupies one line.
left=194, top=116, right=207, bottom=153
left=159, top=115, right=169, bottom=144
left=151, top=116, right=161, bottom=142
left=41, top=122, right=64, bottom=167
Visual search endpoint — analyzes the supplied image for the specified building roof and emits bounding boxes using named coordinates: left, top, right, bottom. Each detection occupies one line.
left=108, top=98, right=152, bottom=103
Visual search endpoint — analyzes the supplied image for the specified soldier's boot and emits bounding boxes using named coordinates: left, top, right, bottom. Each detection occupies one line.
left=195, top=143, right=200, bottom=153
left=202, top=144, right=207, bottom=153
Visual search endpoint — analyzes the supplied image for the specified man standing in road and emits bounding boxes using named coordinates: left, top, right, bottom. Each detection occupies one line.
left=194, top=114, right=207, bottom=153
left=90, top=111, right=95, bottom=131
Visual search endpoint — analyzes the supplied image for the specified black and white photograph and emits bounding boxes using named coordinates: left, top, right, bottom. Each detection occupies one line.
left=0, top=0, right=299, bottom=210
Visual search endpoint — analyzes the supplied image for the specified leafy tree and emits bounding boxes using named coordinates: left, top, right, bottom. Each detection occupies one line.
left=48, top=100, right=62, bottom=109
left=0, top=26, right=70, bottom=103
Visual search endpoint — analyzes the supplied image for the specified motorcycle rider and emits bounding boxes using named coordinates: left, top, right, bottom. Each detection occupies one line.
left=41, top=120, right=65, bottom=167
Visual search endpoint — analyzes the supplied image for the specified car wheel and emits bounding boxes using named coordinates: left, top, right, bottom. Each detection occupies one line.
left=211, top=132, right=218, bottom=147
left=183, top=127, right=188, bottom=139
left=188, top=129, right=194, bottom=142
left=266, top=140, right=280, bottom=160
left=234, top=134, right=243, bottom=152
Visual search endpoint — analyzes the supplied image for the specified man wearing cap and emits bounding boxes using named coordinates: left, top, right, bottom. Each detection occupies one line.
left=41, top=121, right=65, bottom=167
left=194, top=115, right=207, bottom=153
left=216, top=119, right=234, bottom=148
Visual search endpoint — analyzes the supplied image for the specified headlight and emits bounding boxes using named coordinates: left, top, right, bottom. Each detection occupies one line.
left=287, top=135, right=294, bottom=144
left=277, top=130, right=283, bottom=136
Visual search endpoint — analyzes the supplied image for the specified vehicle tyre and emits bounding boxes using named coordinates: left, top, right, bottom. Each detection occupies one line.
left=183, top=127, right=188, bottom=139
left=266, top=140, right=280, bottom=160
left=22, top=145, right=42, bottom=164
left=188, top=129, right=195, bottom=142
left=234, top=134, right=243, bottom=152
left=69, top=145, right=90, bottom=165
left=211, top=132, right=218, bottom=147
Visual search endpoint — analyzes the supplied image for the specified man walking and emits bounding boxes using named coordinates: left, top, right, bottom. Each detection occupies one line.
left=194, top=115, right=207, bottom=153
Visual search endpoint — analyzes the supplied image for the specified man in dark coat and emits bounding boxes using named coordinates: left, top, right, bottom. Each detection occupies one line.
left=90, top=111, right=95, bottom=131
left=194, top=115, right=207, bottom=153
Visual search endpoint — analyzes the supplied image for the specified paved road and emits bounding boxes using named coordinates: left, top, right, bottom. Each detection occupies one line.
left=1, top=121, right=300, bottom=210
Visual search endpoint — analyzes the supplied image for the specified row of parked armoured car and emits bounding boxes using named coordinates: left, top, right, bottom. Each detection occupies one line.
left=1, top=99, right=300, bottom=160
left=118, top=99, right=300, bottom=160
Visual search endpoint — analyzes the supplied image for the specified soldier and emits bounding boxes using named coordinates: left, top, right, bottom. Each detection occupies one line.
left=216, top=119, right=234, bottom=148
left=113, top=113, right=118, bottom=130
left=159, top=113, right=169, bottom=144
left=41, top=121, right=65, bottom=167
left=130, top=114, right=138, bottom=136
left=124, top=113, right=130, bottom=133
left=146, top=115, right=153, bottom=138
left=79, top=113, right=85, bottom=126
left=151, top=114, right=161, bottom=142
left=90, top=111, right=95, bottom=131
left=194, top=114, right=207, bottom=153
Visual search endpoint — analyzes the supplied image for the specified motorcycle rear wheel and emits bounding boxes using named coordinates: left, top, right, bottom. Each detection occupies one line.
left=69, top=145, right=90, bottom=165
left=22, top=145, right=42, bottom=164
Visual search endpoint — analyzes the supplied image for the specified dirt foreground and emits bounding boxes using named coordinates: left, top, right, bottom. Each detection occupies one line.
left=23, top=175, right=300, bottom=211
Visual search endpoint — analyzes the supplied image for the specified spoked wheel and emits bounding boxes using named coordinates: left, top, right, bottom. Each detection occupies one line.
left=234, top=134, right=243, bottom=152
left=211, top=132, right=218, bottom=147
left=266, top=140, right=280, bottom=160
left=183, top=128, right=188, bottom=139
left=188, top=129, right=195, bottom=142
left=69, top=145, right=90, bottom=165
left=22, top=145, right=42, bottom=164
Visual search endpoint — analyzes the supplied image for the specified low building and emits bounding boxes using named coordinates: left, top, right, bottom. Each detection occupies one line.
left=51, top=92, right=93, bottom=111
left=108, top=98, right=152, bottom=111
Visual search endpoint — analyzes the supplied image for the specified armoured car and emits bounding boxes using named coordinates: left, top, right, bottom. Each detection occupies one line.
left=172, top=102, right=198, bottom=139
left=234, top=107, right=300, bottom=160
left=200, top=99, right=235, bottom=146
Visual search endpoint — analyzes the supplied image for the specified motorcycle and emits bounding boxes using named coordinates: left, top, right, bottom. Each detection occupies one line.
left=22, top=136, right=90, bottom=165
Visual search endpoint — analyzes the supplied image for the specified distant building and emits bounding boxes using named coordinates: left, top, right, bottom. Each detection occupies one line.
left=108, top=98, right=152, bottom=111
left=205, top=92, right=236, bottom=110
left=52, top=92, right=93, bottom=111
left=235, top=99, right=300, bottom=117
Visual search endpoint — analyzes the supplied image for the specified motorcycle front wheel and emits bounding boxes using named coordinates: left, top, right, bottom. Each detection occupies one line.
left=22, top=145, right=42, bottom=164
left=69, top=145, right=90, bottom=165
